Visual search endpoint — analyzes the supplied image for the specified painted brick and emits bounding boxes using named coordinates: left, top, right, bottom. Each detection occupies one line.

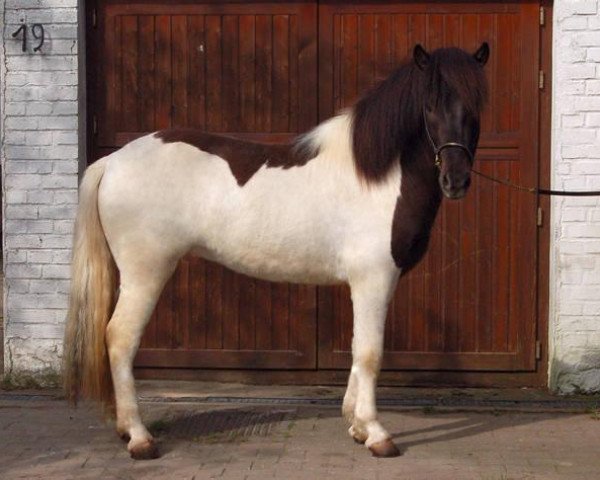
left=7, top=251, right=28, bottom=264
left=6, top=205, right=39, bottom=219
left=2, top=0, right=81, bottom=378
left=6, top=264, right=43, bottom=279
left=39, top=174, right=78, bottom=189
left=560, top=16, right=589, bottom=30
left=28, top=251, right=55, bottom=264
left=587, top=113, right=600, bottom=126
left=551, top=0, right=600, bottom=393
left=52, top=250, right=72, bottom=265
left=53, top=220, right=74, bottom=235
left=588, top=47, right=600, bottom=61
left=587, top=80, right=600, bottom=94
left=52, top=160, right=79, bottom=174
left=562, top=114, right=585, bottom=127
left=42, top=265, right=71, bottom=279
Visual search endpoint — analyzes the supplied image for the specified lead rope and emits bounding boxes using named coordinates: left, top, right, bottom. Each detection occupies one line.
left=471, top=168, right=600, bottom=197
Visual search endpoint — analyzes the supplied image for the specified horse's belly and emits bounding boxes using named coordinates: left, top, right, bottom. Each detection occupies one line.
left=190, top=218, right=345, bottom=285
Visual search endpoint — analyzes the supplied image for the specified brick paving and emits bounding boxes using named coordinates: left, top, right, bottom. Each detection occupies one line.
left=0, top=384, right=599, bottom=480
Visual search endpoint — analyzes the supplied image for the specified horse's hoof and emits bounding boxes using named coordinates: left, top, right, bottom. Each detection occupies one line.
left=129, top=439, right=160, bottom=460
left=368, top=438, right=401, bottom=458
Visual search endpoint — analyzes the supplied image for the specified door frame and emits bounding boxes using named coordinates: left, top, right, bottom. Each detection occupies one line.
left=84, top=0, right=552, bottom=387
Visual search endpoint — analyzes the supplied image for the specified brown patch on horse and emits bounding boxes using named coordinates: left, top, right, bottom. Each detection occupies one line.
left=361, top=350, right=383, bottom=374
left=155, top=129, right=315, bottom=186
left=391, top=145, right=442, bottom=274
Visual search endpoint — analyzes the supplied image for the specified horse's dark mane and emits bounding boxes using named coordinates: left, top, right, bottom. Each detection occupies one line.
left=352, top=47, right=488, bottom=183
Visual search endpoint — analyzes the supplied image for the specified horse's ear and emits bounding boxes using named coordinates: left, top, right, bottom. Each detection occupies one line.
left=473, top=42, right=490, bottom=66
left=413, top=44, right=430, bottom=71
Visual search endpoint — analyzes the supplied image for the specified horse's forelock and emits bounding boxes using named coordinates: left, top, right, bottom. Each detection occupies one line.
left=427, top=48, right=488, bottom=115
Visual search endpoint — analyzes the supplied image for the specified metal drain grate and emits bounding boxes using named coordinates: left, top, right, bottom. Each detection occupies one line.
left=0, top=393, right=58, bottom=402
left=163, top=408, right=294, bottom=442
left=140, top=395, right=600, bottom=411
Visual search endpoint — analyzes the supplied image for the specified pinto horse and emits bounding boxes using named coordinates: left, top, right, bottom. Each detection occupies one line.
left=63, top=43, right=489, bottom=459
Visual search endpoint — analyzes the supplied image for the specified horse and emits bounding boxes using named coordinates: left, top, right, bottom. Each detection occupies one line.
left=63, top=43, right=489, bottom=460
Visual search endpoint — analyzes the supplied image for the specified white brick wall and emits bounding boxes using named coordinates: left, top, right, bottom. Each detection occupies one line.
left=550, top=0, right=600, bottom=393
left=1, top=0, right=79, bottom=383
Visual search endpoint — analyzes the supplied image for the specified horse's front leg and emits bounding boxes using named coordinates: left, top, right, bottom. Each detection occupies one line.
left=345, top=270, right=400, bottom=457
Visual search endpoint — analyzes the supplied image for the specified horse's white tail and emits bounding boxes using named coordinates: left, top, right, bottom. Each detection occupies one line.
left=63, top=158, right=117, bottom=411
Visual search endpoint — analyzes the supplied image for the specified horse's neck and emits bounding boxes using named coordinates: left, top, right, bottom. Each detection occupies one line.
left=399, top=141, right=442, bottom=228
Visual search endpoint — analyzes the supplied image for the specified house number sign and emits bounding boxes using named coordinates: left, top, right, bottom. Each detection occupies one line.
left=12, top=23, right=45, bottom=53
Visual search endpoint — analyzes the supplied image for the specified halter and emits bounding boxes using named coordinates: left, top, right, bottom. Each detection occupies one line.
left=422, top=108, right=474, bottom=168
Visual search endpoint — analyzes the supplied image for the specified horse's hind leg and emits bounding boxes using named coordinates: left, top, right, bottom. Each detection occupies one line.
left=346, top=269, right=400, bottom=457
left=106, top=259, right=176, bottom=459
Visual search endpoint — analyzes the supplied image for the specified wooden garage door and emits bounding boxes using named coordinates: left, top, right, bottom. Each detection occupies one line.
left=91, top=1, right=319, bottom=369
left=89, top=1, right=542, bottom=377
left=317, top=1, right=540, bottom=372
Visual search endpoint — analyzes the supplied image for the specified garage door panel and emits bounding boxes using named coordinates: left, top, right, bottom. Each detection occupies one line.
left=317, top=2, right=539, bottom=371
left=98, top=3, right=317, bottom=145
left=94, top=2, right=319, bottom=370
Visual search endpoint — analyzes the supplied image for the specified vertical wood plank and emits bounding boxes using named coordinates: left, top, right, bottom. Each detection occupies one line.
left=222, top=268, right=241, bottom=350
left=255, top=280, right=273, bottom=350
left=357, top=14, right=374, bottom=92
left=189, top=258, right=207, bottom=350
left=121, top=16, right=139, bottom=132
left=154, top=15, right=172, bottom=130
left=493, top=161, right=511, bottom=352
left=458, top=13, right=479, bottom=353
left=138, top=16, right=156, bottom=132
left=239, top=275, right=256, bottom=350
left=239, top=15, right=256, bottom=132
left=272, top=283, right=290, bottom=350
left=205, top=262, right=223, bottom=350
left=222, top=15, right=241, bottom=132
left=374, top=14, right=391, bottom=81
left=188, top=15, right=206, bottom=130
left=289, top=14, right=299, bottom=132
left=205, top=15, right=222, bottom=132
left=172, top=15, right=189, bottom=128
left=478, top=14, right=496, bottom=134
left=341, top=14, right=358, bottom=108
left=255, top=15, right=273, bottom=132
left=272, top=15, right=290, bottom=131
left=496, top=14, right=512, bottom=133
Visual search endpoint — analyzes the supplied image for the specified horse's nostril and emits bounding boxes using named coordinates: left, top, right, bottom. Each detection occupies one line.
left=443, top=174, right=452, bottom=189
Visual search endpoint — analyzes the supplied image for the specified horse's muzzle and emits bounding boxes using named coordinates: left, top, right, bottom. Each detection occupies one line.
left=440, top=173, right=471, bottom=200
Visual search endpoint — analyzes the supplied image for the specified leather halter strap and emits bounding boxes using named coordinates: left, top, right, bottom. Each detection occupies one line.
left=422, top=108, right=474, bottom=168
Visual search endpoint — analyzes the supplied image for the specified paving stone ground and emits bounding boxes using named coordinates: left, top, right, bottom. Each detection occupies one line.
left=0, top=383, right=599, bottom=480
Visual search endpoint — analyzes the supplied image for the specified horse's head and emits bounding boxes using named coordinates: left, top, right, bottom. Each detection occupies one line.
left=414, top=43, right=489, bottom=200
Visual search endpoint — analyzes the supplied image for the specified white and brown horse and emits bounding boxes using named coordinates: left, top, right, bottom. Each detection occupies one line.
left=63, top=43, right=489, bottom=459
